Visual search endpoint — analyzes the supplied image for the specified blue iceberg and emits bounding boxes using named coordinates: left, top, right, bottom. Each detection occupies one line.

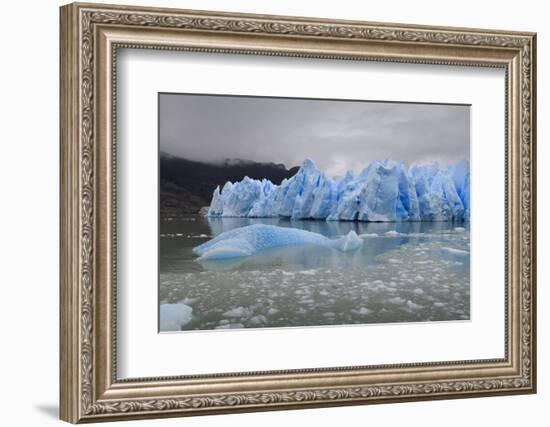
left=159, top=303, right=193, bottom=331
left=206, top=158, right=469, bottom=222
left=193, top=224, right=363, bottom=260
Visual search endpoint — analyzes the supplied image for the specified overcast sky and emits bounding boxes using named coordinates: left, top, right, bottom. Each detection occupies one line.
left=159, top=93, right=470, bottom=177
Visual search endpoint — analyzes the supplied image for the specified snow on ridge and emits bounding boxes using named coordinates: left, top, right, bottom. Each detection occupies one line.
left=206, top=158, right=470, bottom=222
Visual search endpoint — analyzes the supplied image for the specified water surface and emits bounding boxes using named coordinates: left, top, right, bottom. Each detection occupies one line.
left=159, top=216, right=470, bottom=331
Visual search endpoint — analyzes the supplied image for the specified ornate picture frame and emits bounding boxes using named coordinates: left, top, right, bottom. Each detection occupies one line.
left=60, top=2, right=536, bottom=423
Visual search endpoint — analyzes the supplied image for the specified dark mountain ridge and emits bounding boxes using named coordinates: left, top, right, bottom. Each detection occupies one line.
left=160, top=153, right=299, bottom=216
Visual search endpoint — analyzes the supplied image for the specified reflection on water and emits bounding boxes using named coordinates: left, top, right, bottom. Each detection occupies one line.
left=159, top=215, right=470, bottom=331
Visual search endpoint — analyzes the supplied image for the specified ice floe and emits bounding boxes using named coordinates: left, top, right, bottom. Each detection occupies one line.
left=159, top=303, right=193, bottom=331
left=193, top=224, right=363, bottom=260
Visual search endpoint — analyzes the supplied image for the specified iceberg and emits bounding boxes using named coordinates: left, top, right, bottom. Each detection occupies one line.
left=206, top=158, right=469, bottom=222
left=337, top=228, right=363, bottom=251
left=193, top=224, right=363, bottom=260
left=159, top=303, right=193, bottom=331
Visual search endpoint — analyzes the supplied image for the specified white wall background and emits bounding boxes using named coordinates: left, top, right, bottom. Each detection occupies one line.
left=0, top=0, right=545, bottom=426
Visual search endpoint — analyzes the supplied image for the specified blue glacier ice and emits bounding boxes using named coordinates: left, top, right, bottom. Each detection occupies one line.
left=206, top=158, right=469, bottom=222
left=450, top=159, right=470, bottom=218
left=409, top=163, right=465, bottom=221
left=310, top=175, right=338, bottom=219
left=159, top=303, right=193, bottom=331
left=193, top=224, right=363, bottom=260
left=353, top=160, right=420, bottom=222
left=290, top=159, right=322, bottom=219
left=247, top=179, right=276, bottom=218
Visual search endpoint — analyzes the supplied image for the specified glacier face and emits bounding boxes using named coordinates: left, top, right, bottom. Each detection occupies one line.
left=206, top=159, right=469, bottom=222
left=193, top=224, right=363, bottom=260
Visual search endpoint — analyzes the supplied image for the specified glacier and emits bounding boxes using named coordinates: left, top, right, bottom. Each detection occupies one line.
left=193, top=224, right=363, bottom=260
left=206, top=158, right=469, bottom=222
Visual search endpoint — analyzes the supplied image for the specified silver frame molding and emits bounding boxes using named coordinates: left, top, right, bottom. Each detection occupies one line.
left=60, top=2, right=537, bottom=423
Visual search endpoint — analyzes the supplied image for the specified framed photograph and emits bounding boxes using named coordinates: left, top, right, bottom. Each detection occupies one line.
left=60, top=2, right=537, bottom=423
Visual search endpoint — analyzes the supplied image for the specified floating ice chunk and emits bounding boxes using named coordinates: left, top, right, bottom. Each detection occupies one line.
left=215, top=323, right=244, bottom=329
left=193, top=224, right=362, bottom=260
left=194, top=225, right=325, bottom=260
left=442, top=247, right=469, bottom=255
left=248, top=315, right=267, bottom=326
left=388, top=296, right=406, bottom=304
left=385, top=230, right=401, bottom=236
left=159, top=303, right=193, bottom=331
left=195, top=238, right=255, bottom=260
left=359, top=233, right=378, bottom=238
left=223, top=306, right=251, bottom=318
left=406, top=300, right=423, bottom=311
left=299, top=269, right=317, bottom=275
left=353, top=307, right=372, bottom=315
left=337, top=230, right=363, bottom=252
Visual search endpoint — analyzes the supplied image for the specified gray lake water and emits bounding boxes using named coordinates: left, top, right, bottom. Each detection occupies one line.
left=159, top=216, right=470, bottom=331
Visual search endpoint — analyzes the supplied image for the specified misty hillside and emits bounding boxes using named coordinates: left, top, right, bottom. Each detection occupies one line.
left=160, top=153, right=299, bottom=216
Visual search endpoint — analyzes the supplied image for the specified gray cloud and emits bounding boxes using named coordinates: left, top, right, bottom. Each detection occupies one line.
left=160, top=93, right=469, bottom=177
